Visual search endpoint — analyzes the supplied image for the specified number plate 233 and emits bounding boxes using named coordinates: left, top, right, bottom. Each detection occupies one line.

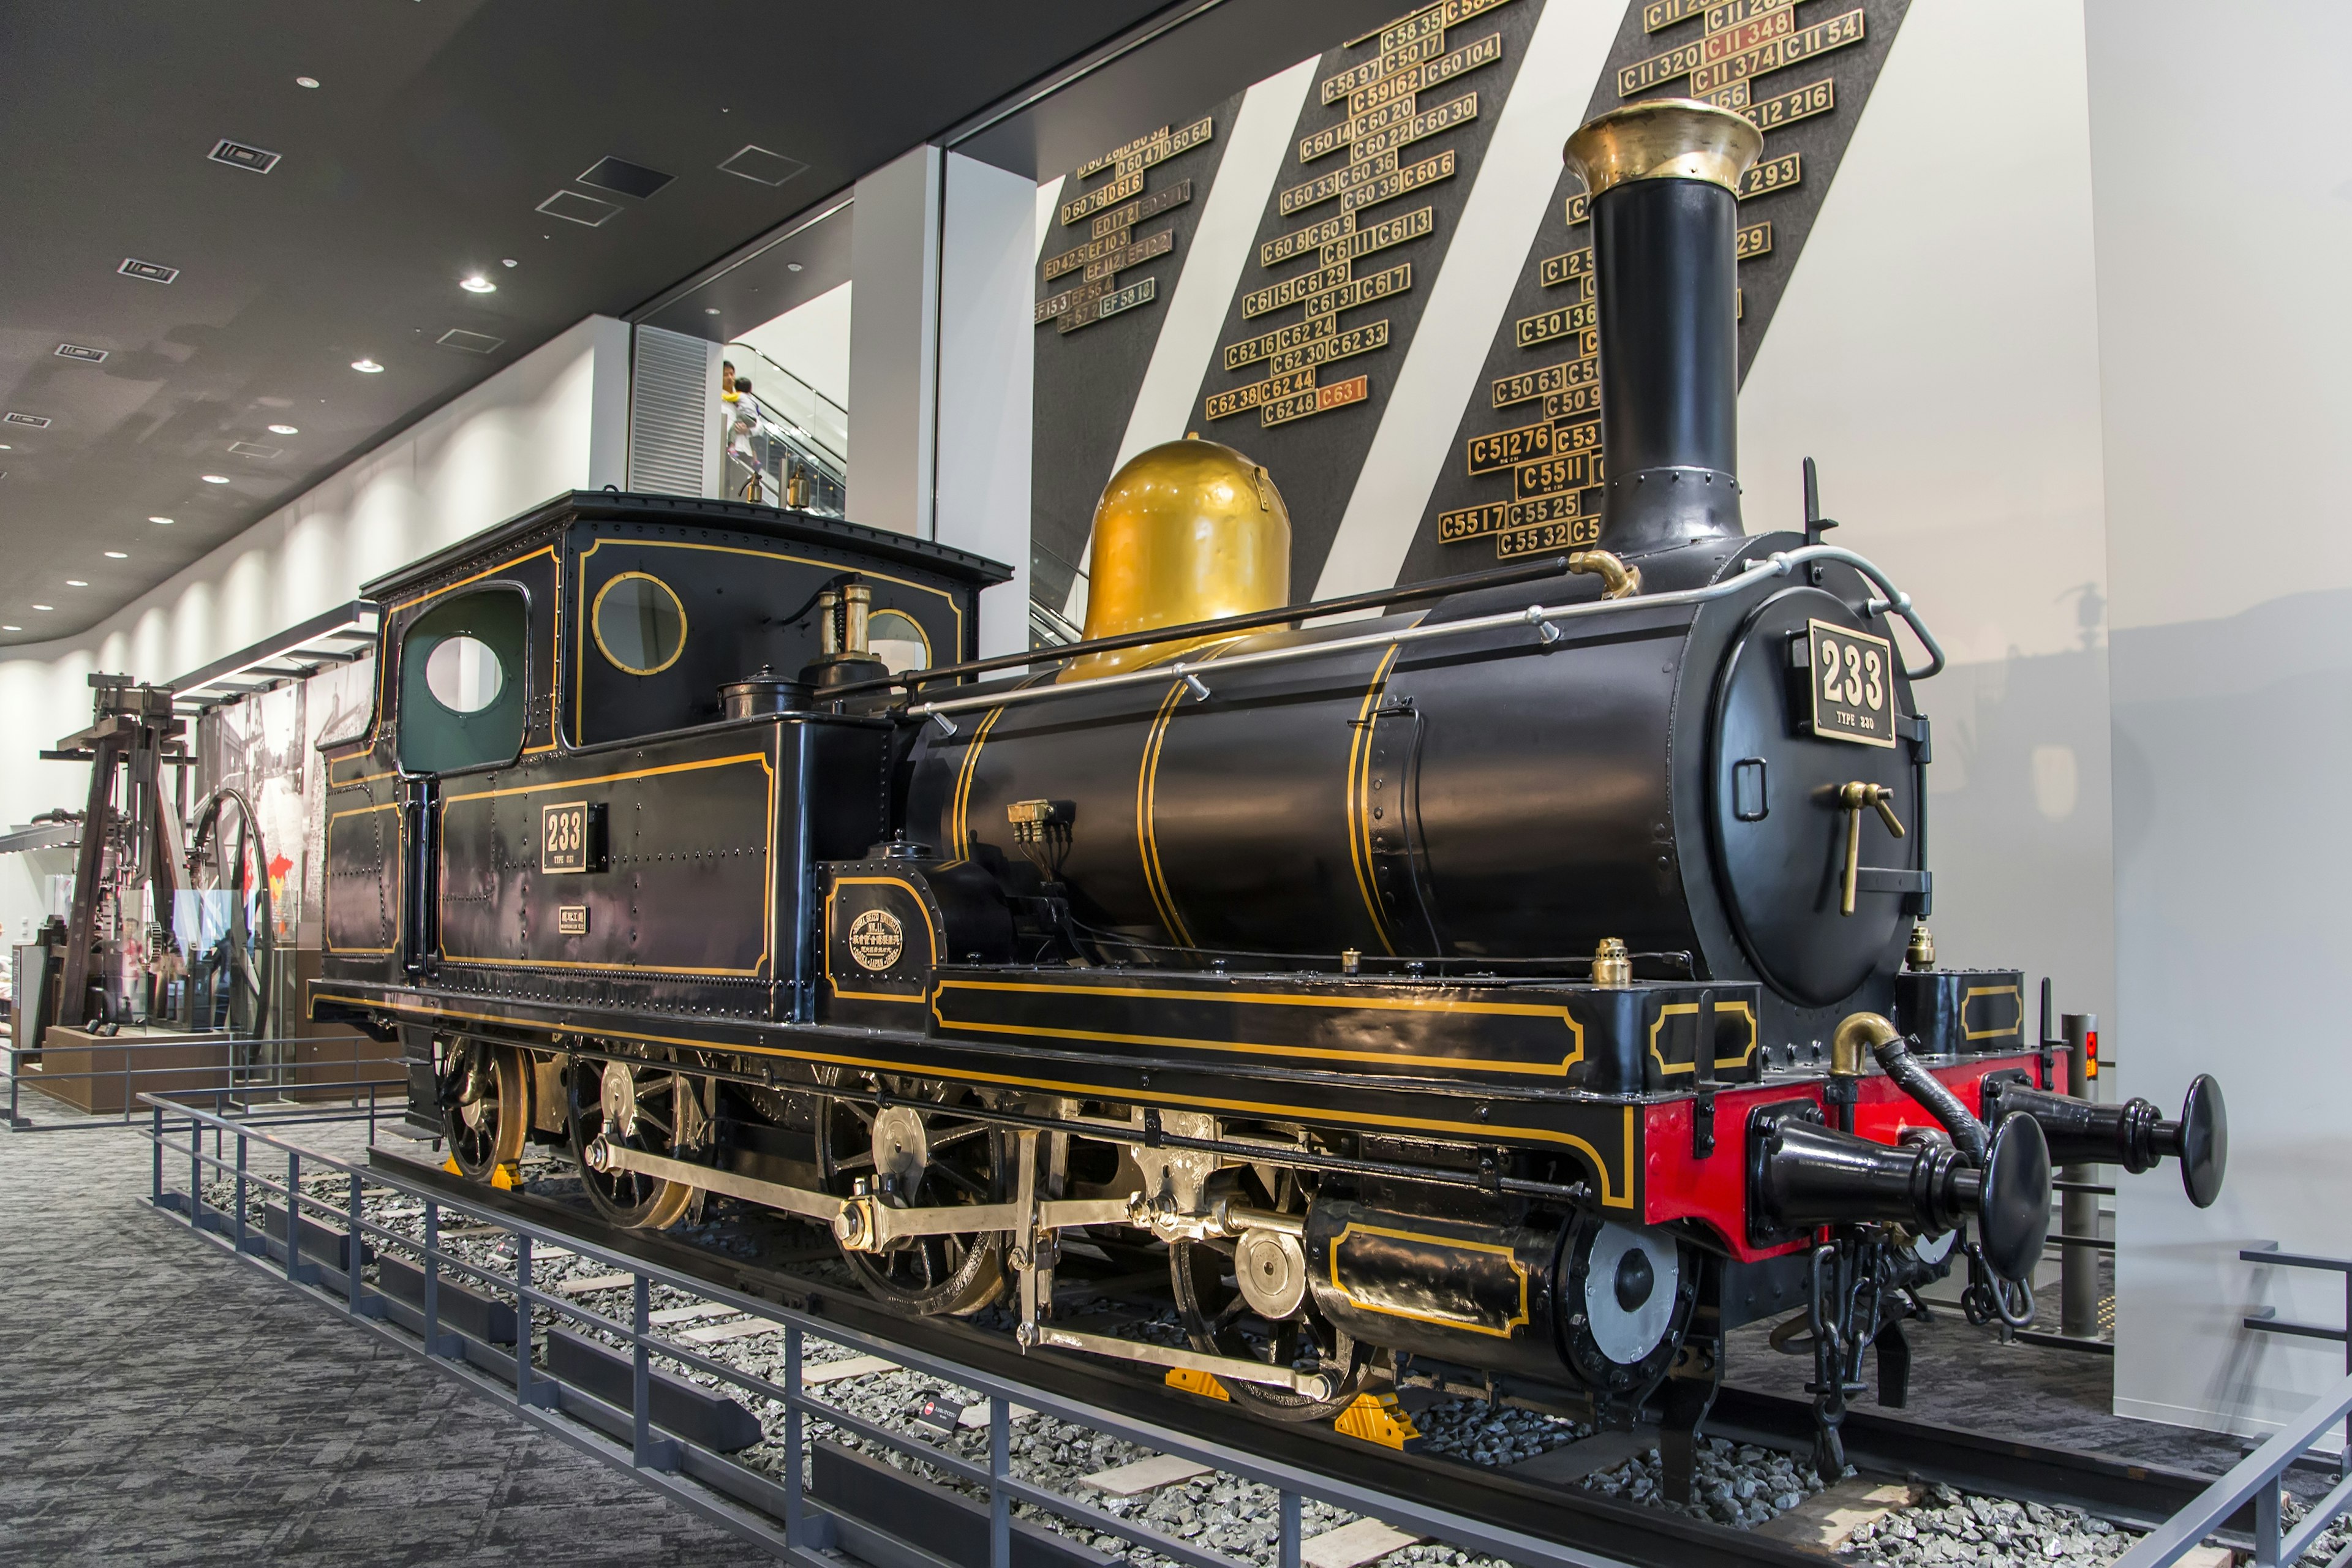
left=540, top=801, right=605, bottom=873
left=1806, top=619, right=1898, bottom=748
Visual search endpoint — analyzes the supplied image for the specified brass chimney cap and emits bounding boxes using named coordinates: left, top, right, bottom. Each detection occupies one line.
left=1564, top=97, right=1764, bottom=200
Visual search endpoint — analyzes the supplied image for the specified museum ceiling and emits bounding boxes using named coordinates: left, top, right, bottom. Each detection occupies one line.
left=0, top=0, right=1185, bottom=647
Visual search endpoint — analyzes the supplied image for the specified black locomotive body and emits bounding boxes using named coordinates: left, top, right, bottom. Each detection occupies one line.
left=311, top=101, right=2223, bottom=1481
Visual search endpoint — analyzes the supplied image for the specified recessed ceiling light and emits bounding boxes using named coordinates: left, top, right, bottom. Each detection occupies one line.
left=209, top=138, right=282, bottom=175
left=65, top=579, right=88, bottom=587
left=501, top=258, right=518, bottom=268
left=202, top=473, right=230, bottom=483
left=1, top=627, right=18, bottom=633
left=788, top=263, right=804, bottom=273
left=0, top=445, right=10, bottom=451
left=150, top=516, right=174, bottom=525
left=704, top=307, right=721, bottom=315
left=296, top=76, right=320, bottom=88
left=461, top=275, right=496, bottom=293
left=352, top=359, right=384, bottom=373
left=32, top=604, right=52, bottom=611
left=267, top=423, right=298, bottom=435
left=104, top=551, right=128, bottom=559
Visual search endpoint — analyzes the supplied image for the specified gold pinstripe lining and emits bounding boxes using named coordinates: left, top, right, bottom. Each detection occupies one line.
left=435, top=749, right=777, bottom=977
left=1345, top=644, right=1404, bottom=956
left=932, top=978, right=1585, bottom=1075
left=304, top=990, right=1638, bottom=1208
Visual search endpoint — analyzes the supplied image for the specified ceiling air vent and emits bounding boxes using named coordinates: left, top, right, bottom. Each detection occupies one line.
left=578, top=156, right=674, bottom=200
left=537, top=190, right=618, bottom=227
left=209, top=138, right=281, bottom=173
left=718, top=145, right=807, bottom=187
left=226, top=442, right=282, bottom=459
left=56, top=344, right=107, bottom=363
left=437, top=329, right=505, bottom=355
left=5, top=412, right=53, bottom=429
left=119, top=257, right=179, bottom=284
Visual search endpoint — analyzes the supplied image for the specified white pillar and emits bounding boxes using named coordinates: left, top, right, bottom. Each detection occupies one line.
left=936, top=153, right=1038, bottom=657
left=848, top=145, right=944, bottom=540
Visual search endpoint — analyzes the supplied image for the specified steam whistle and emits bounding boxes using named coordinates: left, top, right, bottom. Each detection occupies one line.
left=1748, top=1104, right=2052, bottom=1281
left=1985, top=1074, right=2226, bottom=1209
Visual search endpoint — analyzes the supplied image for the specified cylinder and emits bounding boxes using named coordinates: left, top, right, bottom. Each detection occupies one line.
left=1563, top=99, right=1762, bottom=557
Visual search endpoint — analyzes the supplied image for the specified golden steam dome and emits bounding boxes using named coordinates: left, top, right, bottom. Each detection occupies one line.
left=1063, top=436, right=1291, bottom=680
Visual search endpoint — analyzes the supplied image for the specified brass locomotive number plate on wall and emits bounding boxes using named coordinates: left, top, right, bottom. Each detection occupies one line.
left=1806, top=619, right=1898, bottom=748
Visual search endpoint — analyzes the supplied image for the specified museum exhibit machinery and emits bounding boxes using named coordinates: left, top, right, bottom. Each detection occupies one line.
left=306, top=100, right=2226, bottom=1482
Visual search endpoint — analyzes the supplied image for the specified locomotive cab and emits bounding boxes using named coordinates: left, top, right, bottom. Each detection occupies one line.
left=314, top=491, right=1005, bottom=1121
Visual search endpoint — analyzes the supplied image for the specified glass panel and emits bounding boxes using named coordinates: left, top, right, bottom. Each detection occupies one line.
left=424, top=634, right=505, bottom=713
left=398, top=589, right=527, bottom=774
left=868, top=608, right=931, bottom=674
left=594, top=572, right=687, bottom=675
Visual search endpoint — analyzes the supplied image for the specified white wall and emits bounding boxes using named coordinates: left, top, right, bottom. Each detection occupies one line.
left=1741, top=0, right=2119, bottom=1032
left=0, top=314, right=628, bottom=943
left=2087, top=0, right=2352, bottom=1439
left=739, top=281, right=854, bottom=414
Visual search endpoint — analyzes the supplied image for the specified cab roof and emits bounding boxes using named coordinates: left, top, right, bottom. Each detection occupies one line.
left=359, top=490, right=1013, bottom=603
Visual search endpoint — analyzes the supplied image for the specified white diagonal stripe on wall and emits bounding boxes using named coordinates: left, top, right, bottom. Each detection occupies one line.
left=1063, top=53, right=1322, bottom=624
left=1036, top=175, right=1069, bottom=259
left=1313, top=0, right=1623, bottom=600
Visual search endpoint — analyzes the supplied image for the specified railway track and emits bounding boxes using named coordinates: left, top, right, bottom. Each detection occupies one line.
left=375, top=1147, right=2252, bottom=1566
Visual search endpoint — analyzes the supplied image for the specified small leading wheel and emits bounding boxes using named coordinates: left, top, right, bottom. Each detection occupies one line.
left=1170, top=1235, right=1370, bottom=1421
left=442, top=1039, right=526, bottom=1181
left=568, top=1055, right=703, bottom=1229
left=816, top=1079, right=1008, bottom=1317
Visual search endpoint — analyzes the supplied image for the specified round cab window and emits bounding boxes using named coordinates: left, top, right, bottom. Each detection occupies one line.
left=594, top=573, right=687, bottom=675
left=868, top=609, right=930, bottom=675
left=423, top=635, right=506, bottom=714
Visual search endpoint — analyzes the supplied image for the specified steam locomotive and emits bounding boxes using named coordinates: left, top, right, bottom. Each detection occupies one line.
left=311, top=100, right=2224, bottom=1483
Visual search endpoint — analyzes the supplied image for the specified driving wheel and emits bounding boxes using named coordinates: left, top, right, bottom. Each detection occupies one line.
left=442, top=1039, right=526, bottom=1181
left=816, top=1077, right=1008, bottom=1316
left=1170, top=1231, right=1369, bottom=1421
left=568, top=1055, right=703, bottom=1229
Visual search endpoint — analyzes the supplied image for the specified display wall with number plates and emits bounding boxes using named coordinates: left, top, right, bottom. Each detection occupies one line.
left=1026, top=0, right=1904, bottom=612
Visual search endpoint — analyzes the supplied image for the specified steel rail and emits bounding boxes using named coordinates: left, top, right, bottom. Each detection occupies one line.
left=908, top=545, right=1947, bottom=728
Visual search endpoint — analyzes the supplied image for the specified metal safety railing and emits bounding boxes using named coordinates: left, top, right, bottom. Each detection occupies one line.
left=138, top=1092, right=1639, bottom=1568
left=2111, top=1368, right=2352, bottom=1567
left=6, top=1031, right=399, bottom=1133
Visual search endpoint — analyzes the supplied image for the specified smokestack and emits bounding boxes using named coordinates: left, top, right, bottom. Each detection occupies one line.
left=1563, top=100, right=1763, bottom=557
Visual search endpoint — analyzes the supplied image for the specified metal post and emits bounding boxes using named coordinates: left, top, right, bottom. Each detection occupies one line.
left=2256, top=1477, right=2282, bottom=1567
left=516, top=1234, right=534, bottom=1406
left=188, top=1117, right=203, bottom=1229
left=1280, top=1490, right=1302, bottom=1568
left=783, top=1326, right=807, bottom=1547
left=285, top=1150, right=301, bottom=1280
left=990, top=1390, right=1012, bottom=1568
left=234, top=1134, right=249, bottom=1253
left=346, top=1172, right=364, bottom=1316
left=151, top=1101, right=164, bottom=1203
left=2061, top=1012, right=2100, bottom=1339
left=423, top=1199, right=442, bottom=1355
left=632, top=1274, right=655, bottom=1466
